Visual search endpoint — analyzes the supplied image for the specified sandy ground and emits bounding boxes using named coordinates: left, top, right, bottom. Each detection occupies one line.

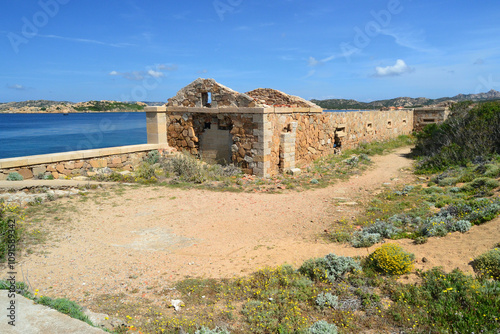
left=3, top=147, right=499, bottom=306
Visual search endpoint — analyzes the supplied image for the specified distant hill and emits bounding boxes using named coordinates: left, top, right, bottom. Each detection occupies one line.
left=0, top=100, right=166, bottom=113
left=312, top=89, right=500, bottom=110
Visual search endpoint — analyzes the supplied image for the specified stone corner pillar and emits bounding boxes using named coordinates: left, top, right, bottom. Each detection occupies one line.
left=145, top=106, right=167, bottom=145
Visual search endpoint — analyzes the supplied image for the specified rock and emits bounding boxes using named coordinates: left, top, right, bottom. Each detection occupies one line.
left=65, top=162, right=75, bottom=170
left=307, top=147, right=317, bottom=154
left=422, top=257, right=428, bottom=263
left=62, top=169, right=72, bottom=176
left=170, top=299, right=184, bottom=312
left=51, top=171, right=59, bottom=179
left=97, top=167, right=113, bottom=175
left=289, top=168, right=301, bottom=176
left=74, top=161, right=84, bottom=169
left=339, top=202, right=358, bottom=206
left=56, top=164, right=65, bottom=173
left=73, top=176, right=90, bottom=181
left=112, top=157, right=122, bottom=165
left=119, top=171, right=131, bottom=175
left=90, top=159, right=107, bottom=168
left=0, top=173, right=6, bottom=181
left=32, top=166, right=47, bottom=177
left=18, top=168, right=34, bottom=180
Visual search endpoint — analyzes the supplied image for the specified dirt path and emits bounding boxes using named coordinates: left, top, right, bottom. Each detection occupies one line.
left=4, top=147, right=499, bottom=305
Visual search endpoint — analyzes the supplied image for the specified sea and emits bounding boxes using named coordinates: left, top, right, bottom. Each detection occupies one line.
left=0, top=112, right=147, bottom=160
left=0, top=110, right=365, bottom=160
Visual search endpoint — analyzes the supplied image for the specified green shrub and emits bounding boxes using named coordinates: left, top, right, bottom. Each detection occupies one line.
left=461, top=177, right=500, bottom=194
left=368, top=244, right=414, bottom=276
left=146, top=150, right=160, bottom=165
left=36, top=296, right=93, bottom=326
left=448, top=220, right=471, bottom=233
left=390, top=268, right=500, bottom=333
left=484, top=164, right=500, bottom=178
left=134, top=162, right=156, bottom=182
left=0, top=280, right=31, bottom=298
left=412, top=101, right=500, bottom=172
left=299, top=254, right=360, bottom=282
left=438, top=177, right=458, bottom=186
left=315, top=292, right=339, bottom=310
left=363, top=220, right=401, bottom=238
left=299, top=258, right=328, bottom=281
left=307, top=320, right=338, bottom=334
left=0, top=203, right=22, bottom=262
left=351, top=231, right=381, bottom=248
left=6, top=172, right=23, bottom=181
left=473, top=248, right=500, bottom=280
left=323, top=253, right=361, bottom=282
left=162, top=154, right=206, bottom=183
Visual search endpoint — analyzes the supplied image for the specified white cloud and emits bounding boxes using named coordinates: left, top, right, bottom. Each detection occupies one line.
left=379, top=28, right=437, bottom=54
left=109, top=64, right=177, bottom=81
left=308, top=57, right=320, bottom=67
left=38, top=34, right=134, bottom=48
left=374, top=59, right=413, bottom=77
left=7, top=84, right=26, bottom=90
left=147, top=70, right=164, bottom=78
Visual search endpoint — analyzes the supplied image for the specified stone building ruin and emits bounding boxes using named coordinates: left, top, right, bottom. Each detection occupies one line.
left=146, top=78, right=416, bottom=177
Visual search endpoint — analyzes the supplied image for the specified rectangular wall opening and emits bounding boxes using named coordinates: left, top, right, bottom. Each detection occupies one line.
left=201, top=92, right=212, bottom=107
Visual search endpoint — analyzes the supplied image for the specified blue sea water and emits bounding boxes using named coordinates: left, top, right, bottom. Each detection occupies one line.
left=0, top=112, right=147, bottom=159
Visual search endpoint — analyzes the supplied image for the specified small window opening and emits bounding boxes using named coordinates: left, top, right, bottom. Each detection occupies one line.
left=423, top=118, right=435, bottom=123
left=367, top=122, right=373, bottom=129
left=204, top=122, right=211, bottom=129
left=201, top=92, right=212, bottom=108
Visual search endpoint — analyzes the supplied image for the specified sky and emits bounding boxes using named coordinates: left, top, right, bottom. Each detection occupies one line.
left=1, top=0, right=500, bottom=103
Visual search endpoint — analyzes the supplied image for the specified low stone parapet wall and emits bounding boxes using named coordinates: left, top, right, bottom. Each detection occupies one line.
left=0, top=144, right=171, bottom=180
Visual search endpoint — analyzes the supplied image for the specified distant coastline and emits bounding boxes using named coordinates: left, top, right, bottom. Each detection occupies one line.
left=0, top=100, right=165, bottom=114
left=2, top=89, right=499, bottom=114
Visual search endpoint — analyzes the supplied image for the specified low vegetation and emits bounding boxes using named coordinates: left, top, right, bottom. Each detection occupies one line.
left=86, top=248, right=500, bottom=333
left=412, top=101, right=500, bottom=173
left=73, top=101, right=145, bottom=112
left=0, top=280, right=99, bottom=329
left=93, top=135, right=414, bottom=193
left=0, top=202, right=24, bottom=261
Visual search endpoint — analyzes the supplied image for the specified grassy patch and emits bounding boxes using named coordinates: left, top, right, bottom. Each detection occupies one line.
left=93, top=135, right=414, bottom=194
left=326, top=156, right=500, bottom=247
left=87, top=251, right=500, bottom=333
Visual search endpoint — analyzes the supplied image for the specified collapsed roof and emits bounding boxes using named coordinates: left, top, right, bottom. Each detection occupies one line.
left=166, top=78, right=320, bottom=109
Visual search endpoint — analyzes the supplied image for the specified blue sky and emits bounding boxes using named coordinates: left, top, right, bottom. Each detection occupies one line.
left=1, top=0, right=500, bottom=103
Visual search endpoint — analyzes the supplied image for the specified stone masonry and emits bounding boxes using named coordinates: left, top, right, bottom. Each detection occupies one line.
left=144, top=78, right=415, bottom=177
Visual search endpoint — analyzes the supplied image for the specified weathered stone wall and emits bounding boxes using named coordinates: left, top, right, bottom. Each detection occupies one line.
left=166, top=112, right=258, bottom=174
left=266, top=109, right=414, bottom=175
left=0, top=145, right=171, bottom=180
left=163, top=108, right=414, bottom=177
left=167, top=78, right=258, bottom=108
left=246, top=88, right=320, bottom=108
left=413, top=107, right=450, bottom=131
